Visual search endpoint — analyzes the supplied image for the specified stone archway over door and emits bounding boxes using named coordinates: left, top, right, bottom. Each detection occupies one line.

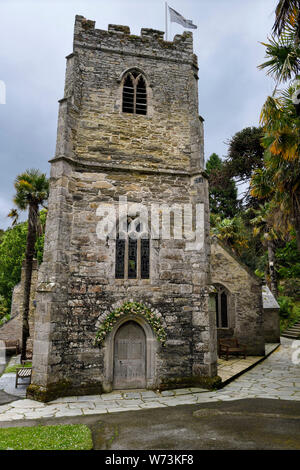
left=113, top=321, right=146, bottom=389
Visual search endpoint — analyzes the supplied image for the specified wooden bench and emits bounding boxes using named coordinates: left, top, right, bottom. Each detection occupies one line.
left=218, top=338, right=247, bottom=361
left=15, top=366, right=32, bottom=388
left=4, top=340, right=20, bottom=355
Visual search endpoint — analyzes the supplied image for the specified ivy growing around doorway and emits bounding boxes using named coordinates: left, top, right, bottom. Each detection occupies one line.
left=94, top=301, right=166, bottom=347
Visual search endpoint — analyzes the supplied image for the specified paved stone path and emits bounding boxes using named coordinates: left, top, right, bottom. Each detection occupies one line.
left=0, top=338, right=299, bottom=422
left=0, top=355, right=28, bottom=398
left=217, top=343, right=278, bottom=382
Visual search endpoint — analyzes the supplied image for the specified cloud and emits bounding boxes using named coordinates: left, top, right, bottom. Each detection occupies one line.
left=0, top=196, right=13, bottom=229
left=0, top=0, right=277, bottom=229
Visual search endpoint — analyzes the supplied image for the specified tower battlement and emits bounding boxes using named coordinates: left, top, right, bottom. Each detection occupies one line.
left=74, top=15, right=195, bottom=61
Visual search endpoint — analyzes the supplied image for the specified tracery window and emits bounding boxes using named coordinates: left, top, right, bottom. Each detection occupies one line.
left=214, top=284, right=229, bottom=328
left=122, top=70, right=147, bottom=115
left=115, top=217, right=150, bottom=279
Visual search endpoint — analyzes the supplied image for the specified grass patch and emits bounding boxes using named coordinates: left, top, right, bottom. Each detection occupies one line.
left=0, top=424, right=93, bottom=450
left=4, top=362, right=32, bottom=374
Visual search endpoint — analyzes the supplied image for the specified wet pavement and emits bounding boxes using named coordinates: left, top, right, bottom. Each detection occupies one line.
left=0, top=338, right=299, bottom=423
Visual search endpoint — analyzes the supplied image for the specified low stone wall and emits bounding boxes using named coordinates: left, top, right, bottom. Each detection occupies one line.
left=263, top=308, right=280, bottom=343
left=10, top=282, right=22, bottom=318
left=262, top=286, right=280, bottom=343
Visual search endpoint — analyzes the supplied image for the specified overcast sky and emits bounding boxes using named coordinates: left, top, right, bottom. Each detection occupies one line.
left=0, top=0, right=277, bottom=229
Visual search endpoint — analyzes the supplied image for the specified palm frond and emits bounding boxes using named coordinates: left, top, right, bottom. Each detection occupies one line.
left=273, top=0, right=300, bottom=40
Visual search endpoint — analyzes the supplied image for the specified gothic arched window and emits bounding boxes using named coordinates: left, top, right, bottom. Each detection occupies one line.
left=115, top=217, right=150, bottom=279
left=122, top=71, right=147, bottom=115
left=214, top=284, right=229, bottom=328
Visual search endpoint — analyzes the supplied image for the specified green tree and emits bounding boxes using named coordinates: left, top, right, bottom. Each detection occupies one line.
left=211, top=215, right=249, bottom=257
left=224, top=127, right=265, bottom=183
left=275, top=235, right=300, bottom=278
left=0, top=223, right=28, bottom=309
left=0, top=213, right=47, bottom=317
left=206, top=153, right=238, bottom=218
left=223, top=127, right=265, bottom=209
left=12, top=169, right=49, bottom=360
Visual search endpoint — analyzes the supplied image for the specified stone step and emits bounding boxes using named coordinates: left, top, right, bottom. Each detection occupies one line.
left=282, top=322, right=300, bottom=338
left=281, top=333, right=300, bottom=339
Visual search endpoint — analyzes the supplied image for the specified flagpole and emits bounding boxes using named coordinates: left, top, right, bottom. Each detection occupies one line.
left=165, top=1, right=168, bottom=41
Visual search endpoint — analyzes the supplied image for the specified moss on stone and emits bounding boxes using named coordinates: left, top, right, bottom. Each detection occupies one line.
left=81, top=20, right=95, bottom=31
left=127, top=35, right=142, bottom=41
left=108, top=25, right=130, bottom=34
left=27, top=381, right=102, bottom=403
left=158, top=375, right=222, bottom=391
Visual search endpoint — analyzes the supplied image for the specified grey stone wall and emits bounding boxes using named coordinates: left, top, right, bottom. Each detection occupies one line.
left=262, top=286, right=280, bottom=343
left=263, top=308, right=280, bottom=343
left=29, top=16, right=217, bottom=401
left=10, top=282, right=22, bottom=319
left=210, top=238, right=265, bottom=356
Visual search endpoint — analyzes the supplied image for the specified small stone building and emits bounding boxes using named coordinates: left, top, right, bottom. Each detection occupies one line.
left=210, top=237, right=265, bottom=355
left=262, top=285, right=280, bottom=343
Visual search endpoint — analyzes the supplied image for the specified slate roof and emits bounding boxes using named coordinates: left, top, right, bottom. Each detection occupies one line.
left=262, top=285, right=280, bottom=309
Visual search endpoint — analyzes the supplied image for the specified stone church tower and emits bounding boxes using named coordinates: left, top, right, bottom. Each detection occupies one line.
left=27, top=16, right=218, bottom=401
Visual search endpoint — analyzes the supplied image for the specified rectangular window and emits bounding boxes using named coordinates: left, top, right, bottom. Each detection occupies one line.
left=141, top=239, right=150, bottom=279
left=215, top=293, right=219, bottom=328
left=115, top=238, right=125, bottom=279
left=221, top=292, right=228, bottom=328
left=128, top=238, right=137, bottom=279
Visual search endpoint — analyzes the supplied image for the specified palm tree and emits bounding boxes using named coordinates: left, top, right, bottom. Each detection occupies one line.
left=251, top=154, right=300, bottom=252
left=260, top=86, right=300, bottom=162
left=249, top=203, right=279, bottom=297
left=13, top=169, right=49, bottom=360
left=273, top=0, right=300, bottom=43
left=258, top=35, right=300, bottom=85
left=259, top=17, right=300, bottom=90
left=251, top=81, right=300, bottom=247
left=211, top=215, right=249, bottom=257
left=7, top=208, right=19, bottom=226
left=254, top=1, right=300, bottom=254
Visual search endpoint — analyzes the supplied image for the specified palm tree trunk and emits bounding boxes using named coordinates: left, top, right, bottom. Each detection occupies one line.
left=267, top=239, right=278, bottom=299
left=21, top=202, right=38, bottom=360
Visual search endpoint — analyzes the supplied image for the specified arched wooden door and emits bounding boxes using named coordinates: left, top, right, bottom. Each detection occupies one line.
left=113, top=321, right=146, bottom=389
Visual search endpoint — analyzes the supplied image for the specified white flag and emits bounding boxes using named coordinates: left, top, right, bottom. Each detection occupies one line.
left=168, top=6, right=197, bottom=30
